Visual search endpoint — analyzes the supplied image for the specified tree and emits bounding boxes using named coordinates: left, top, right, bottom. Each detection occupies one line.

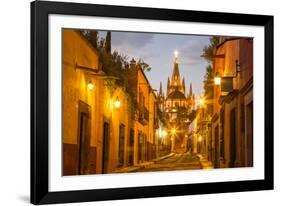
left=137, top=58, right=152, bottom=72
left=98, top=38, right=105, bottom=49
left=201, top=37, right=220, bottom=115
left=203, top=64, right=214, bottom=114
left=81, top=30, right=98, bottom=48
left=201, top=37, right=220, bottom=62
left=105, top=31, right=111, bottom=54
left=81, top=30, right=152, bottom=105
left=89, top=31, right=98, bottom=48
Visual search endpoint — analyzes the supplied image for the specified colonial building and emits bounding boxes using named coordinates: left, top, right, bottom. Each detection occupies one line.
left=155, top=83, right=170, bottom=157
left=63, top=29, right=136, bottom=175
left=63, top=30, right=159, bottom=175
left=211, top=37, right=253, bottom=168
left=189, top=105, right=212, bottom=158
left=129, top=59, right=158, bottom=163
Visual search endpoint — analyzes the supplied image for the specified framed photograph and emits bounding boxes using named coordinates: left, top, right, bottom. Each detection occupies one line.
left=31, top=0, right=274, bottom=204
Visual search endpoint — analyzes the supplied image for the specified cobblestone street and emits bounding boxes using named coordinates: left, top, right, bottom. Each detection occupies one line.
left=135, top=153, right=202, bottom=172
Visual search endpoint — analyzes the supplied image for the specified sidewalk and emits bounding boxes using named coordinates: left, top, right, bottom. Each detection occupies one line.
left=112, top=153, right=175, bottom=173
left=197, top=154, right=214, bottom=169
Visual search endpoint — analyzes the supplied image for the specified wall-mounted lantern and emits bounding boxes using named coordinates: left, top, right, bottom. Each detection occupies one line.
left=213, top=59, right=241, bottom=93
left=114, top=96, right=121, bottom=109
left=214, top=72, right=221, bottom=85
left=159, top=127, right=167, bottom=138
left=87, top=80, right=94, bottom=90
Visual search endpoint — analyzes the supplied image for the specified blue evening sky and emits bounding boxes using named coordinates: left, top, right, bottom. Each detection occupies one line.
left=100, top=31, right=211, bottom=99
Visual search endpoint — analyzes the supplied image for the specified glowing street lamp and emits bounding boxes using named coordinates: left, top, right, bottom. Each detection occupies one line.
left=171, top=128, right=177, bottom=135
left=214, top=72, right=221, bottom=85
left=87, top=80, right=94, bottom=90
left=162, top=130, right=167, bottom=138
left=114, top=96, right=121, bottom=109
left=197, top=97, right=206, bottom=108
left=159, top=127, right=168, bottom=138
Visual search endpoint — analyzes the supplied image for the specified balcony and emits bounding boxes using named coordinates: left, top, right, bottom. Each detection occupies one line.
left=138, top=106, right=149, bottom=125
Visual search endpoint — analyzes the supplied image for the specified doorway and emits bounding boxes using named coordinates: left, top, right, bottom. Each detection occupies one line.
left=118, top=124, right=125, bottom=166
left=229, top=108, right=236, bottom=167
left=138, top=132, right=143, bottom=163
left=77, top=101, right=91, bottom=175
left=102, top=122, right=110, bottom=174
left=214, top=125, right=219, bottom=168
left=128, top=129, right=134, bottom=166
left=246, top=102, right=253, bottom=167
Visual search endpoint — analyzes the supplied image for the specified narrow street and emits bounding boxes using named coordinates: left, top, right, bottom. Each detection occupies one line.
left=135, top=153, right=202, bottom=172
left=62, top=30, right=253, bottom=175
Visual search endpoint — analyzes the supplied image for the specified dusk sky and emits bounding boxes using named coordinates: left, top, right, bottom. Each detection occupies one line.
left=100, top=31, right=211, bottom=99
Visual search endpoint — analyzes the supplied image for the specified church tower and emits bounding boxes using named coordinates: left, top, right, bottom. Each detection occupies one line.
left=171, top=50, right=181, bottom=87
left=163, top=50, right=194, bottom=152
left=189, top=83, right=193, bottom=96
left=188, top=83, right=195, bottom=111
left=159, top=81, right=163, bottom=97
left=157, top=82, right=165, bottom=112
left=167, top=77, right=170, bottom=94
left=182, top=78, right=186, bottom=95
left=167, top=50, right=186, bottom=96
left=165, top=50, right=188, bottom=112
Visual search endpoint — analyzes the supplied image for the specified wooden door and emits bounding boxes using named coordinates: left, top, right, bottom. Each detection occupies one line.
left=77, top=101, right=91, bottom=175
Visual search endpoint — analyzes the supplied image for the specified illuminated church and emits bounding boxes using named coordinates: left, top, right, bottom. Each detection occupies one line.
left=158, top=51, right=195, bottom=121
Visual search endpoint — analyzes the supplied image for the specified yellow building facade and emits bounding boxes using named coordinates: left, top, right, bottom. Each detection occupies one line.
left=129, top=61, right=157, bottom=163
left=211, top=38, right=253, bottom=168
left=63, top=30, right=158, bottom=175
left=63, top=30, right=136, bottom=175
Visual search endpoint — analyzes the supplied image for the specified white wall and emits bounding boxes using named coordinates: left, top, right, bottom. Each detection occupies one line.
left=0, top=0, right=279, bottom=205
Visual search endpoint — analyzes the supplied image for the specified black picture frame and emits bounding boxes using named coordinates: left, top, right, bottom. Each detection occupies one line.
left=31, top=0, right=274, bottom=204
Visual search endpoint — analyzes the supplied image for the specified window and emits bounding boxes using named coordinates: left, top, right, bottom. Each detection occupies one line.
left=246, top=102, right=253, bottom=167
left=128, top=129, right=134, bottom=166
left=214, top=125, right=219, bottom=168
left=138, top=131, right=143, bottom=162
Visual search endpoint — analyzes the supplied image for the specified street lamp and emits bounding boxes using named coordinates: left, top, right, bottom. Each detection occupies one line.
left=162, top=130, right=167, bottom=138
left=171, top=128, right=177, bottom=135
left=159, top=127, right=167, bottom=138
left=114, top=96, right=121, bottom=109
left=214, top=72, right=221, bottom=85
left=197, top=97, right=206, bottom=108
left=214, top=59, right=241, bottom=86
left=87, top=80, right=94, bottom=90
